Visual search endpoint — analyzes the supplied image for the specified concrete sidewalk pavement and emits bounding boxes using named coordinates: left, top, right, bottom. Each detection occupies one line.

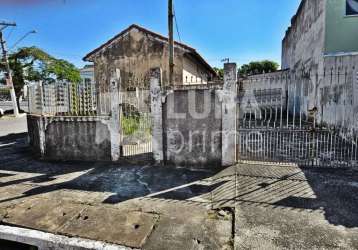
left=233, top=164, right=358, bottom=250
left=0, top=131, right=234, bottom=249
left=0, top=115, right=27, bottom=137
left=0, top=124, right=357, bottom=249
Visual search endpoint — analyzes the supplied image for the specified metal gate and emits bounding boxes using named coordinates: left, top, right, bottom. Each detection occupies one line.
left=120, top=86, right=152, bottom=158
left=236, top=84, right=358, bottom=168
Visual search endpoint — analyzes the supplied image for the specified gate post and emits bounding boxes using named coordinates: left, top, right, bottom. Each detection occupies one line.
left=150, top=68, right=164, bottom=164
left=222, top=63, right=237, bottom=166
left=109, top=69, right=121, bottom=161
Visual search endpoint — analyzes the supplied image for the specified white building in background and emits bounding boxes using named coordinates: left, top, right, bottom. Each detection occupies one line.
left=80, top=64, right=95, bottom=84
left=79, top=65, right=97, bottom=112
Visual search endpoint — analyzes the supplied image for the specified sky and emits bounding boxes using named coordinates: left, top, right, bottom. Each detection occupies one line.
left=1, top=0, right=301, bottom=69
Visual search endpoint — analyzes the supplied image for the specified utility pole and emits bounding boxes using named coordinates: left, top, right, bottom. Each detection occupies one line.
left=168, top=0, right=174, bottom=86
left=0, top=21, right=19, bottom=117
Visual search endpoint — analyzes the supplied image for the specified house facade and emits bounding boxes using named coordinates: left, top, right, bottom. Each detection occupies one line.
left=241, top=0, right=358, bottom=128
left=83, top=24, right=216, bottom=91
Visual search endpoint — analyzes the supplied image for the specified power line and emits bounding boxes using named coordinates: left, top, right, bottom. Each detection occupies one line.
left=173, top=4, right=182, bottom=42
left=5, top=26, right=14, bottom=41
left=10, top=30, right=37, bottom=51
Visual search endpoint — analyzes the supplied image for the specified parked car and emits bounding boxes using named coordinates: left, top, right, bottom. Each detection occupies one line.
left=0, top=108, right=4, bottom=117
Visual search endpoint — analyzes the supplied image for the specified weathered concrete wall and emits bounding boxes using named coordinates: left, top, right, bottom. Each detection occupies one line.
left=281, top=0, right=326, bottom=116
left=286, top=70, right=312, bottom=118
left=240, top=55, right=358, bottom=129
left=240, top=70, right=289, bottom=112
left=318, top=55, right=358, bottom=128
left=150, top=68, right=164, bottom=164
left=240, top=69, right=318, bottom=121
left=93, top=27, right=184, bottom=90
left=279, top=0, right=358, bottom=128
left=162, top=87, right=222, bottom=167
left=221, top=63, right=237, bottom=166
left=27, top=115, right=44, bottom=157
left=45, top=120, right=111, bottom=161
left=282, top=0, right=326, bottom=70
left=27, top=115, right=113, bottom=161
left=239, top=0, right=358, bottom=129
left=91, top=26, right=215, bottom=92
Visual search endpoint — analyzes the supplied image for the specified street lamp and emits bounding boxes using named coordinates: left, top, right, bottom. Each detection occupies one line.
left=10, top=30, right=37, bottom=50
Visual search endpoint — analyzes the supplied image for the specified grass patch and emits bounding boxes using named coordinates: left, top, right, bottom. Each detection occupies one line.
left=122, top=116, right=140, bottom=135
left=121, top=114, right=152, bottom=136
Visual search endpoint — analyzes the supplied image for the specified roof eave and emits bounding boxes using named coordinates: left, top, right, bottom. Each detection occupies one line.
left=83, top=24, right=217, bottom=76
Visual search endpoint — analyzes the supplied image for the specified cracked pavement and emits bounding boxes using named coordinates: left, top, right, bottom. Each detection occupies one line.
left=0, top=117, right=234, bottom=249
left=0, top=116, right=358, bottom=249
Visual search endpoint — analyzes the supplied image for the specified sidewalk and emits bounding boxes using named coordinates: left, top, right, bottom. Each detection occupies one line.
left=0, top=127, right=357, bottom=249
left=0, top=114, right=27, bottom=137
left=0, top=131, right=233, bottom=249
left=233, top=164, right=358, bottom=250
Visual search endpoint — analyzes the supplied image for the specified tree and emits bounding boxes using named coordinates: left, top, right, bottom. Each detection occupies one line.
left=238, top=60, right=279, bottom=77
left=0, top=46, right=80, bottom=109
left=213, top=67, right=224, bottom=79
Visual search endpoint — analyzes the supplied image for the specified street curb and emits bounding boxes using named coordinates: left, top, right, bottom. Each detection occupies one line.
left=0, top=225, right=135, bottom=250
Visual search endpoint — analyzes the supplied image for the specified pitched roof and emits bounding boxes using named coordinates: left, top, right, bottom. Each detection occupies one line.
left=83, top=24, right=217, bottom=76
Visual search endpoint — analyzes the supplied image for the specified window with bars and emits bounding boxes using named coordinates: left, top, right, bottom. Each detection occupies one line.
left=347, top=0, right=358, bottom=16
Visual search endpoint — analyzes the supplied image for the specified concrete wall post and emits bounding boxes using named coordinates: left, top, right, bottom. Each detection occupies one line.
left=150, top=68, right=164, bottom=164
left=222, top=63, right=237, bottom=166
left=38, top=116, right=46, bottom=157
left=109, top=69, right=121, bottom=161
left=39, top=81, right=44, bottom=116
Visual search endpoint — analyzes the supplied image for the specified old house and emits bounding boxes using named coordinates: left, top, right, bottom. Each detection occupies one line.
left=83, top=24, right=217, bottom=90
left=240, top=0, right=358, bottom=128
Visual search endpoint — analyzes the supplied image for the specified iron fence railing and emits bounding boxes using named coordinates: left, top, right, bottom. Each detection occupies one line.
left=237, top=73, right=358, bottom=168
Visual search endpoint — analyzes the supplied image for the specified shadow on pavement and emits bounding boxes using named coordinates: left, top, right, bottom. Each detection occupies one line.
left=1, top=132, right=357, bottom=229
left=229, top=164, right=358, bottom=228
left=0, top=132, right=225, bottom=207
